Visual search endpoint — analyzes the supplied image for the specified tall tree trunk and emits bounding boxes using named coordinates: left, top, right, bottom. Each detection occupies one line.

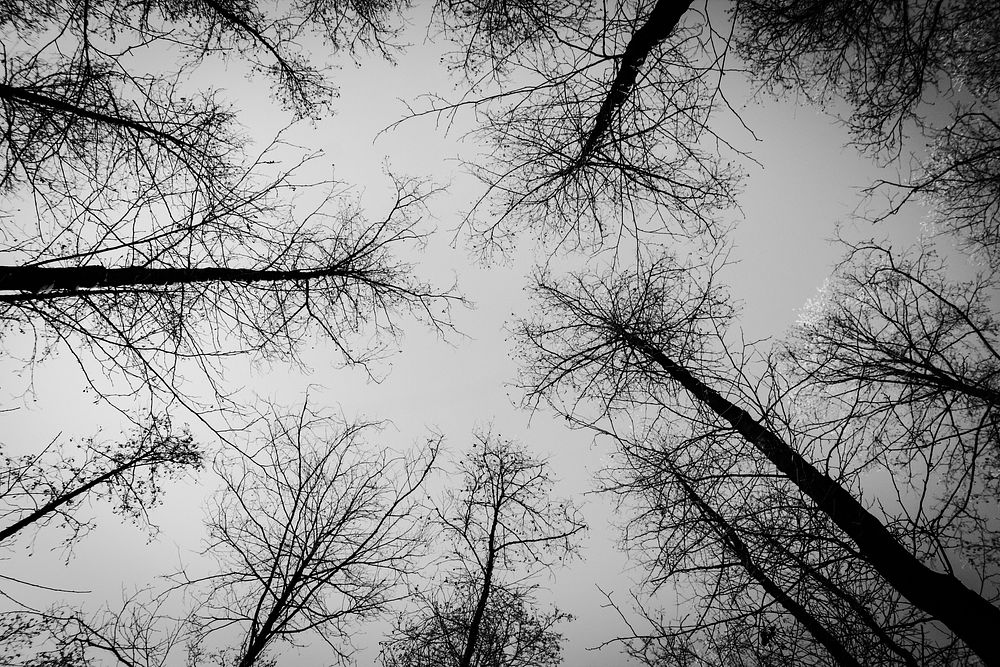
left=0, top=263, right=361, bottom=302
left=772, top=535, right=920, bottom=667
left=674, top=472, right=863, bottom=667
left=237, top=568, right=305, bottom=667
left=0, top=459, right=135, bottom=543
left=0, top=82, right=189, bottom=149
left=574, top=0, right=694, bottom=167
left=621, top=330, right=1000, bottom=666
left=459, top=509, right=501, bottom=667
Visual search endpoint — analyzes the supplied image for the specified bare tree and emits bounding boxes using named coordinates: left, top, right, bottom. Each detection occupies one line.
left=422, top=1, right=1000, bottom=261
left=0, top=416, right=201, bottom=552
left=0, top=593, right=192, bottom=667
left=0, top=0, right=405, bottom=301
left=414, top=0, right=741, bottom=253
left=382, top=432, right=584, bottom=667
left=1, top=0, right=407, bottom=186
left=0, top=5, right=454, bottom=664
left=873, top=111, right=1000, bottom=271
left=0, top=0, right=459, bottom=408
left=731, top=0, right=997, bottom=153
left=380, top=577, right=569, bottom=667
left=732, top=1, right=1000, bottom=271
left=0, top=610, right=91, bottom=667
left=914, top=113, right=1000, bottom=269
left=180, top=404, right=439, bottom=667
left=1, top=160, right=457, bottom=404
left=597, top=419, right=941, bottom=667
left=517, top=254, right=1000, bottom=665
left=0, top=0, right=412, bottom=206
left=781, top=239, right=1000, bottom=563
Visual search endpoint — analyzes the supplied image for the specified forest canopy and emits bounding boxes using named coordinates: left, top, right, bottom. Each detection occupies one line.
left=0, top=1, right=998, bottom=666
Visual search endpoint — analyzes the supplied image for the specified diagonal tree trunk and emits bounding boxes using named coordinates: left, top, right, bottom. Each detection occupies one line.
left=0, top=82, right=192, bottom=149
left=672, top=471, right=864, bottom=667
left=619, top=329, right=1000, bottom=666
left=574, top=0, right=694, bottom=167
left=775, top=537, right=920, bottom=667
left=459, top=508, right=501, bottom=667
left=0, top=458, right=135, bottom=543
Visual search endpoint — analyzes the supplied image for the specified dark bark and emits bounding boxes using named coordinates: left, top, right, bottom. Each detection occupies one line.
left=887, top=360, right=1000, bottom=408
left=201, top=0, right=287, bottom=73
left=459, top=509, right=501, bottom=667
left=777, top=540, right=920, bottom=667
left=0, top=263, right=364, bottom=302
left=0, top=82, right=192, bottom=149
left=237, top=569, right=303, bottom=667
left=674, top=474, right=864, bottom=667
left=620, top=330, right=1000, bottom=666
left=0, top=461, right=129, bottom=543
left=574, top=0, right=694, bottom=166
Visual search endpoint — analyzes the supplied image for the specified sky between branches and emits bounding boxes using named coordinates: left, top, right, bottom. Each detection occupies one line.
left=0, top=3, right=961, bottom=665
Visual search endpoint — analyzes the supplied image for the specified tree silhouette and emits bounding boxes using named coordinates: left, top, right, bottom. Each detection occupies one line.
left=734, top=0, right=1000, bottom=269
left=1, top=162, right=456, bottom=403
left=518, top=253, right=1000, bottom=665
left=0, top=416, right=200, bottom=552
left=782, top=239, right=1000, bottom=557
left=181, top=405, right=439, bottom=667
left=0, top=0, right=457, bottom=406
left=3, top=1, right=1000, bottom=665
left=0, top=594, right=192, bottom=667
left=381, top=577, right=568, bottom=667
left=599, top=422, right=938, bottom=666
left=881, top=112, right=1000, bottom=270
left=732, top=0, right=997, bottom=152
left=416, top=1, right=740, bottom=253
left=382, top=432, right=584, bottom=667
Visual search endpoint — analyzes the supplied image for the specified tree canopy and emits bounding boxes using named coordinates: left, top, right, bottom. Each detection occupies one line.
left=1, top=1, right=999, bottom=665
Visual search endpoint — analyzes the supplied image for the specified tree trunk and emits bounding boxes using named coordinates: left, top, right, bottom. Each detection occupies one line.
left=674, top=473, right=863, bottom=667
left=0, top=82, right=189, bottom=149
left=0, top=460, right=133, bottom=543
left=575, top=0, right=694, bottom=166
left=778, top=539, right=920, bottom=667
left=459, top=509, right=501, bottom=667
left=622, top=330, right=1000, bottom=666
left=237, top=569, right=304, bottom=667
left=0, top=263, right=359, bottom=302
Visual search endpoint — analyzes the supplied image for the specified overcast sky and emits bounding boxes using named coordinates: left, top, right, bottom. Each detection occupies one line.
left=0, top=4, right=952, bottom=665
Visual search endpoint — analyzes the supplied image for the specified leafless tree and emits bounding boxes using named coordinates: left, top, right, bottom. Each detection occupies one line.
left=0, top=0, right=459, bottom=408
left=412, top=0, right=742, bottom=254
left=0, top=610, right=91, bottom=667
left=0, top=415, right=201, bottom=553
left=780, top=239, right=1000, bottom=566
left=179, top=404, right=440, bottom=667
left=732, top=1, right=1000, bottom=270
left=380, top=577, right=569, bottom=667
left=597, top=420, right=946, bottom=667
left=0, top=593, right=192, bottom=667
left=1, top=0, right=407, bottom=181
left=880, top=112, right=1000, bottom=271
left=382, top=432, right=584, bottom=667
left=0, top=416, right=200, bottom=667
left=411, top=0, right=1000, bottom=258
left=516, top=252, right=1000, bottom=665
left=732, top=0, right=997, bottom=152
left=1, top=159, right=458, bottom=404
left=0, top=4, right=456, bottom=664
left=0, top=0, right=409, bottom=278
